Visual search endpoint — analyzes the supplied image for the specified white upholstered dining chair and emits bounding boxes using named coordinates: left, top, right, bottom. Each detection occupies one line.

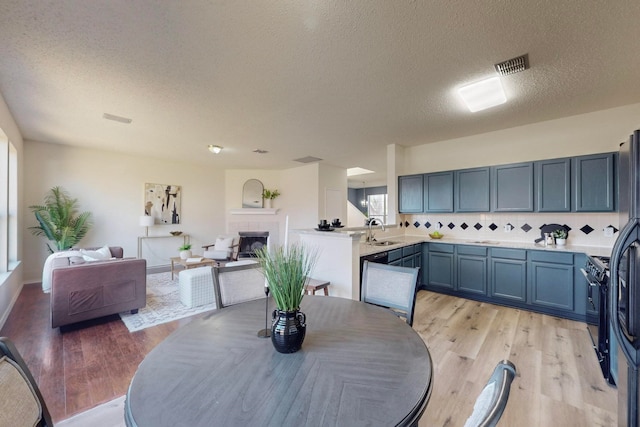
left=211, top=262, right=266, bottom=309
left=360, top=260, right=420, bottom=326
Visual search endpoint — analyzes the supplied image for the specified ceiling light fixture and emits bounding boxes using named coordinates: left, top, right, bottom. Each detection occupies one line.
left=347, top=167, right=375, bottom=177
left=208, top=144, right=223, bottom=154
left=457, top=76, right=506, bottom=112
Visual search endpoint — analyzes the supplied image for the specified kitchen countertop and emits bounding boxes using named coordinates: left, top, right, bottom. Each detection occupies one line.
left=359, top=235, right=613, bottom=258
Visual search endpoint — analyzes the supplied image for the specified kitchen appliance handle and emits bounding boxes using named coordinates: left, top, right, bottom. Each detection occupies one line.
left=610, top=219, right=640, bottom=359
left=580, top=268, right=600, bottom=287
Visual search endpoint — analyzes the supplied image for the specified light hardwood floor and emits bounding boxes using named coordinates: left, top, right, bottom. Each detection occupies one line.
left=1, top=285, right=618, bottom=425
left=415, top=291, right=617, bottom=427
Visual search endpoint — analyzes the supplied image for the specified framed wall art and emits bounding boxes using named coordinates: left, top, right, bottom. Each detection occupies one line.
left=144, top=183, right=182, bottom=224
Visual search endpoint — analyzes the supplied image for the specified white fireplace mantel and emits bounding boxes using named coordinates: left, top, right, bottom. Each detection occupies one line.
left=229, top=208, right=280, bottom=215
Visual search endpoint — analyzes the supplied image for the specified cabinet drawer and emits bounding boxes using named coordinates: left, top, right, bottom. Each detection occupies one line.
left=529, top=251, right=574, bottom=265
left=428, top=243, right=454, bottom=254
left=388, top=249, right=402, bottom=262
left=402, top=245, right=416, bottom=257
left=457, top=245, right=487, bottom=256
left=491, top=248, right=527, bottom=260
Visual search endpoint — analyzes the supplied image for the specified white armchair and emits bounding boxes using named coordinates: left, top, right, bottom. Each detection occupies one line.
left=202, top=236, right=238, bottom=261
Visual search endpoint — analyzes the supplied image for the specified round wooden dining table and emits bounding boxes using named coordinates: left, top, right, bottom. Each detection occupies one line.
left=125, top=296, right=433, bottom=427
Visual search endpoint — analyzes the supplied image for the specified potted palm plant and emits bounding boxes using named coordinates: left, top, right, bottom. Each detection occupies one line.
left=29, top=186, right=92, bottom=253
left=255, top=243, right=317, bottom=353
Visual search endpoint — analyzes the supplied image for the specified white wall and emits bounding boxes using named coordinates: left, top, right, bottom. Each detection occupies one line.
left=23, top=141, right=226, bottom=282
left=403, top=103, right=640, bottom=174
left=318, top=163, right=347, bottom=225
left=0, top=91, right=24, bottom=328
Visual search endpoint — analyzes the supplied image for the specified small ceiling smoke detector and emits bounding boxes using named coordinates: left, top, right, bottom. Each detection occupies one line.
left=294, top=156, right=323, bottom=164
left=253, top=149, right=268, bottom=154
left=494, top=54, right=529, bottom=76
left=102, top=113, right=132, bottom=124
left=208, top=144, right=223, bottom=154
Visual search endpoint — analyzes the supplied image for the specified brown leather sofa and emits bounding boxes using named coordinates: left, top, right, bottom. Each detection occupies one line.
left=49, top=247, right=146, bottom=328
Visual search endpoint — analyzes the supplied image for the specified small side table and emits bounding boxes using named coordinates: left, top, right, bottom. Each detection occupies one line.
left=170, top=257, right=216, bottom=280
left=305, top=278, right=330, bottom=296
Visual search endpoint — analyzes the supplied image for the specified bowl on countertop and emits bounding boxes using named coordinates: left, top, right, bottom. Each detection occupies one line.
left=169, top=231, right=183, bottom=236
left=429, top=233, right=443, bottom=239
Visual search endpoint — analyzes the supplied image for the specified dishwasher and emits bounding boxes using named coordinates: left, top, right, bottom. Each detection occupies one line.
left=360, top=251, right=389, bottom=292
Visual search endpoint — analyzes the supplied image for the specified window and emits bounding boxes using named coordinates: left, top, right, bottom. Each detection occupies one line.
left=0, top=128, right=18, bottom=273
left=367, top=194, right=388, bottom=224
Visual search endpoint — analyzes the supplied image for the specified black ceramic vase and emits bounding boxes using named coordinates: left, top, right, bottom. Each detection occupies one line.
left=271, top=309, right=306, bottom=353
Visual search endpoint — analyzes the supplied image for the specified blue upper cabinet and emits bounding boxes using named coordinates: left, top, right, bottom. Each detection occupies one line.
left=492, top=162, right=534, bottom=212
left=424, top=171, right=454, bottom=213
left=398, top=174, right=424, bottom=213
left=455, top=167, right=490, bottom=212
left=535, top=158, right=571, bottom=212
left=573, top=153, right=615, bottom=212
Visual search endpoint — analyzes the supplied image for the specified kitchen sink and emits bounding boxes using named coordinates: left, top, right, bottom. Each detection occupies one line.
left=467, top=240, right=500, bottom=245
left=371, top=241, right=401, bottom=246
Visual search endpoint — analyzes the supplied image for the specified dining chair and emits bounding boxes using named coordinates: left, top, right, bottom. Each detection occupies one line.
left=211, top=262, right=266, bottom=309
left=360, top=260, right=420, bottom=326
left=0, top=336, right=54, bottom=427
left=463, top=360, right=517, bottom=427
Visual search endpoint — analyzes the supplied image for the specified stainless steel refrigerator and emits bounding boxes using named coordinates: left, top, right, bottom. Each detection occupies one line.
left=611, top=129, right=640, bottom=426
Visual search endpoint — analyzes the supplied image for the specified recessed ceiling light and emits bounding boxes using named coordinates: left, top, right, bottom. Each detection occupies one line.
left=208, top=144, right=223, bottom=154
left=347, top=167, right=375, bottom=177
left=457, top=76, right=506, bottom=112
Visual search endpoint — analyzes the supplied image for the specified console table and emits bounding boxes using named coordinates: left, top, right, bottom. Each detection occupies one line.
left=137, top=234, right=190, bottom=259
left=125, top=296, right=433, bottom=426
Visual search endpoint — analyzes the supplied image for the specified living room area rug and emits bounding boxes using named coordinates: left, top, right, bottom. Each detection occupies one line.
left=119, top=271, right=216, bottom=332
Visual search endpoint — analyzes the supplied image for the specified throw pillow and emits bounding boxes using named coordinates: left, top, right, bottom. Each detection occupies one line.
left=80, top=245, right=112, bottom=262
left=214, top=237, right=234, bottom=253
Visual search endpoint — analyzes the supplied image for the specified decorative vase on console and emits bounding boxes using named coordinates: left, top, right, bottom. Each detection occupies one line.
left=255, top=243, right=317, bottom=354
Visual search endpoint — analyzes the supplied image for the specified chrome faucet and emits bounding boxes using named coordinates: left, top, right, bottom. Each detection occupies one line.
left=366, top=218, right=385, bottom=243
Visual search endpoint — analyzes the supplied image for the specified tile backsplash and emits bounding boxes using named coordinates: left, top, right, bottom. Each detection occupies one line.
left=400, top=212, right=619, bottom=247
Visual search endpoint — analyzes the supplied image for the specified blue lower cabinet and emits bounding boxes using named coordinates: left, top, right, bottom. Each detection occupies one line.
left=490, top=249, right=527, bottom=302
left=456, top=245, right=488, bottom=295
left=457, top=255, right=487, bottom=295
left=528, top=251, right=575, bottom=311
left=427, top=248, right=455, bottom=290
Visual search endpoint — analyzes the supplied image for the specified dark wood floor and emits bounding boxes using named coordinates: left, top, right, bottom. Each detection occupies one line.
left=1, top=283, right=618, bottom=425
left=0, top=283, right=202, bottom=422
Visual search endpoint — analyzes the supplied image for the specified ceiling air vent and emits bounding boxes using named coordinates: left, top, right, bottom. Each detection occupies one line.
left=293, top=156, right=323, bottom=164
left=494, top=54, right=529, bottom=76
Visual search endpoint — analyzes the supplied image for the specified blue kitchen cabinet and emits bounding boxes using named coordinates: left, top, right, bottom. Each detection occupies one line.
left=528, top=251, right=574, bottom=311
left=455, top=167, right=490, bottom=212
left=424, top=171, right=454, bottom=213
left=492, top=162, right=534, bottom=212
left=427, top=243, right=455, bottom=290
left=573, top=153, right=615, bottom=212
left=398, top=174, right=424, bottom=213
left=536, top=158, right=571, bottom=212
left=456, top=245, right=488, bottom=295
left=490, top=248, right=527, bottom=302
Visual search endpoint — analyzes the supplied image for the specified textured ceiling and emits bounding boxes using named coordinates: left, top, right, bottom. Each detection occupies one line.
left=1, top=1, right=639, bottom=186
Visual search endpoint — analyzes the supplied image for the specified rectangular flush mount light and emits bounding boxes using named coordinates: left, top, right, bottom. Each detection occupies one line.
left=457, top=76, right=506, bottom=112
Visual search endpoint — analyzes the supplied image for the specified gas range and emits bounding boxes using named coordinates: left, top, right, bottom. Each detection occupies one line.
left=585, top=255, right=610, bottom=283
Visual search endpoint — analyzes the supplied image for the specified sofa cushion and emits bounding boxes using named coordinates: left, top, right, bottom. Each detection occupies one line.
left=80, top=245, right=113, bottom=262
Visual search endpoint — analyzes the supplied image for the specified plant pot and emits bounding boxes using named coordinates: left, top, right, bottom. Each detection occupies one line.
left=179, top=250, right=192, bottom=260
left=264, top=199, right=272, bottom=209
left=556, top=238, right=566, bottom=246
left=271, top=309, right=306, bottom=353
